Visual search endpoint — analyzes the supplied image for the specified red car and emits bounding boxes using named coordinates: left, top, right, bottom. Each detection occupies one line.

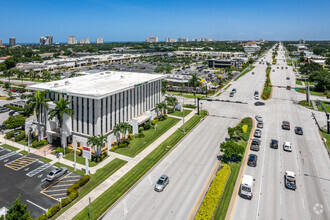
left=282, top=121, right=290, bottom=130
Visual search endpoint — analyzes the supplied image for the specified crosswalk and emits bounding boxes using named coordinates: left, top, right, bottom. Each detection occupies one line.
left=5, top=156, right=38, bottom=171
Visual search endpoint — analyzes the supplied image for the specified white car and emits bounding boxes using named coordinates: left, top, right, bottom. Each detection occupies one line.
left=254, top=95, right=260, bottom=100
left=283, top=141, right=292, bottom=152
left=255, top=115, right=263, bottom=122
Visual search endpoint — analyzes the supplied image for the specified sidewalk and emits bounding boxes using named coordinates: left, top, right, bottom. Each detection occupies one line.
left=57, top=110, right=196, bottom=220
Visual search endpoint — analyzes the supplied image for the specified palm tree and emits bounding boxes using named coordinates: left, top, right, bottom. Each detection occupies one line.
left=161, top=80, right=168, bottom=96
left=156, top=102, right=167, bottom=117
left=189, top=74, right=201, bottom=106
left=113, top=124, right=122, bottom=144
left=155, top=103, right=162, bottom=118
left=48, top=97, right=74, bottom=148
left=87, top=134, right=107, bottom=157
left=120, top=122, right=131, bottom=139
left=25, top=90, right=50, bottom=141
left=180, top=82, right=185, bottom=93
left=17, top=70, right=25, bottom=85
left=87, top=135, right=98, bottom=156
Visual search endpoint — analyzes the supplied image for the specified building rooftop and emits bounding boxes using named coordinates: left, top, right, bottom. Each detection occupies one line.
left=27, top=71, right=165, bottom=99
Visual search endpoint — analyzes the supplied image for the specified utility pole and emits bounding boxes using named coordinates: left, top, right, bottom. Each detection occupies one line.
left=306, top=81, right=310, bottom=106
left=197, top=98, right=200, bottom=115
left=317, top=100, right=330, bottom=134
left=182, top=95, right=185, bottom=134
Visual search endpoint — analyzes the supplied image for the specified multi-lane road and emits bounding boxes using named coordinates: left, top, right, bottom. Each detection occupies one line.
left=102, top=43, right=329, bottom=220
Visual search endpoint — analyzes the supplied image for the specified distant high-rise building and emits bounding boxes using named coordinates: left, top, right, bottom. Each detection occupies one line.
left=79, top=39, right=85, bottom=44
left=0, top=40, right=2, bottom=46
left=40, top=36, right=53, bottom=45
left=96, top=37, right=104, bottom=44
left=9, top=37, right=15, bottom=46
left=79, top=39, right=91, bottom=44
left=85, top=39, right=90, bottom=44
left=178, top=38, right=188, bottom=42
left=171, top=39, right=177, bottom=43
left=145, top=37, right=158, bottom=43
left=68, top=36, right=76, bottom=45
left=165, top=37, right=171, bottom=43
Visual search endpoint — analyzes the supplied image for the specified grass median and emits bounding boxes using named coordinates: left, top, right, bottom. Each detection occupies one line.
left=321, top=130, right=330, bottom=151
left=235, top=66, right=255, bottom=81
left=261, top=67, right=272, bottom=100
left=74, top=111, right=208, bottom=220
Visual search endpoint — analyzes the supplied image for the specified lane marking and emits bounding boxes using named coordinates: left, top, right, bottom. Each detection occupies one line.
left=26, top=200, right=47, bottom=212
left=280, top=193, right=282, bottom=205
left=0, top=152, right=17, bottom=161
left=26, top=163, right=53, bottom=177
left=46, top=192, right=67, bottom=197
left=302, top=197, right=305, bottom=210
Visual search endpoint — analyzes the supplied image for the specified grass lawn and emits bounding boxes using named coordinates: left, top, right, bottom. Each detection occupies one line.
left=295, top=88, right=325, bottom=97
left=296, top=79, right=302, bottom=85
left=213, top=162, right=241, bottom=220
left=19, top=150, right=29, bottom=155
left=216, top=92, right=222, bottom=97
left=39, top=157, right=52, bottom=163
left=224, top=84, right=231, bottom=90
left=183, top=104, right=197, bottom=109
left=298, top=100, right=314, bottom=110
left=74, top=111, right=208, bottom=220
left=1, top=144, right=19, bottom=151
left=321, top=130, right=330, bottom=151
left=115, top=117, right=180, bottom=157
left=53, top=162, right=86, bottom=176
left=51, top=158, right=127, bottom=218
left=235, top=66, right=255, bottom=81
left=64, top=151, right=108, bottom=167
left=167, top=91, right=207, bottom=99
left=169, top=109, right=192, bottom=117
left=18, top=140, right=28, bottom=146
left=317, top=101, right=330, bottom=112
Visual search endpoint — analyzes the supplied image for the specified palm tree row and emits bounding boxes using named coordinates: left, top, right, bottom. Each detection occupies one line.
left=155, top=102, right=167, bottom=118
left=113, top=122, right=131, bottom=145
left=87, top=134, right=107, bottom=157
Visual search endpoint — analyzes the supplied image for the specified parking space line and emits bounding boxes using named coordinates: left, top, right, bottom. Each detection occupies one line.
left=47, top=192, right=67, bottom=197
left=0, top=152, right=17, bottom=161
left=43, top=188, right=70, bottom=193
left=26, top=163, right=53, bottom=177
left=49, top=184, right=74, bottom=187
left=5, top=156, right=38, bottom=171
left=26, top=200, right=47, bottom=212
left=40, top=172, right=74, bottom=201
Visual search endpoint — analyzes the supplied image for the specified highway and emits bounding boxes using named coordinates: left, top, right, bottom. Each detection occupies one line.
left=102, top=43, right=330, bottom=220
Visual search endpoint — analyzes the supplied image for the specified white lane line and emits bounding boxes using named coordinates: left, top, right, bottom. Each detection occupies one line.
left=26, top=199, right=47, bottom=211
left=302, top=197, right=305, bottom=210
left=123, top=199, right=128, bottom=216
left=280, top=193, right=282, bottom=205
left=148, top=174, right=153, bottom=185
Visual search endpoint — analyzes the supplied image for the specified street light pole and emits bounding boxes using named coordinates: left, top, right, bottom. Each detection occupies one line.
left=182, top=95, right=185, bottom=134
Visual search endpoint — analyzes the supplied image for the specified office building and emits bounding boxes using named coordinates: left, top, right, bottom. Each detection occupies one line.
left=26, top=71, right=165, bottom=147
left=96, top=37, right=104, bottom=44
left=145, top=37, right=158, bottom=43
left=68, top=36, right=77, bottom=45
left=165, top=37, right=171, bottom=43
left=207, top=58, right=241, bottom=69
left=244, top=45, right=260, bottom=53
left=9, top=37, right=16, bottom=46
left=79, top=39, right=91, bottom=44
left=40, top=36, right=53, bottom=45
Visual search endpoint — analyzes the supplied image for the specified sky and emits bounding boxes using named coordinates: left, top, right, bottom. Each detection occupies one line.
left=0, top=0, right=330, bottom=43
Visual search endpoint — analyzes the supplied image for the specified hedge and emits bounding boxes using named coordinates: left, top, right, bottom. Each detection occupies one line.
left=32, top=140, right=48, bottom=148
left=195, top=164, right=231, bottom=220
left=5, top=105, right=24, bottom=111
left=36, top=175, right=90, bottom=219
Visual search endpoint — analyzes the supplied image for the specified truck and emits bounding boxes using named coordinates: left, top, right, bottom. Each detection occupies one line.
left=240, top=175, right=255, bottom=199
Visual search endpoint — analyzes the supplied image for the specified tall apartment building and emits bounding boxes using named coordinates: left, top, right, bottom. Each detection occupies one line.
left=9, top=37, right=16, bottom=46
left=145, top=37, right=158, bottom=43
left=96, top=37, right=104, bottom=44
left=68, top=36, right=77, bottom=45
left=165, top=37, right=171, bottom=43
left=80, top=39, right=91, bottom=44
left=40, top=36, right=53, bottom=45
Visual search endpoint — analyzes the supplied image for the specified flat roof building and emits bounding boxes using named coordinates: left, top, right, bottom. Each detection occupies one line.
left=9, top=37, right=15, bottom=46
left=145, top=37, right=158, bottom=43
left=26, top=71, right=165, bottom=147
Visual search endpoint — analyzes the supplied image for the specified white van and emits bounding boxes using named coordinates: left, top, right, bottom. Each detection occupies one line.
left=240, top=175, right=255, bottom=199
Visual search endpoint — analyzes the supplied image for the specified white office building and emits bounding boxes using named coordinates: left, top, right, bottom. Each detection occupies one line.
left=244, top=45, right=260, bottom=53
left=96, top=37, right=104, bottom=44
left=165, top=37, right=171, bottom=43
left=26, top=71, right=165, bottom=147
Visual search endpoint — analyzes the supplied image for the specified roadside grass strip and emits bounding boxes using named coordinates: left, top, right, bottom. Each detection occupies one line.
left=74, top=111, right=208, bottom=220
left=235, top=66, right=255, bottom=81
left=1, top=144, right=19, bottom=151
left=195, top=164, right=230, bottom=220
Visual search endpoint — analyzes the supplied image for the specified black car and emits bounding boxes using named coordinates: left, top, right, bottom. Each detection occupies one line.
left=270, top=139, right=279, bottom=149
left=247, top=154, right=258, bottom=167
left=0, top=124, right=6, bottom=130
left=255, top=101, right=265, bottom=106
left=295, top=126, right=303, bottom=135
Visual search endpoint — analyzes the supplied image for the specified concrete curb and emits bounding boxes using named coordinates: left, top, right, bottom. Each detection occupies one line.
left=98, top=111, right=207, bottom=219
left=318, top=130, right=330, bottom=159
left=225, top=118, right=256, bottom=220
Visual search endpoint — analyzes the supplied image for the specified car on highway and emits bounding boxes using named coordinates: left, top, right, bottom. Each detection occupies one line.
left=254, top=91, right=259, bottom=96
left=231, top=88, right=237, bottom=93
left=257, top=121, right=263, bottom=128
left=247, top=154, right=258, bottom=167
left=229, top=92, right=234, bottom=97
left=270, top=139, right=279, bottom=149
left=46, top=167, right=68, bottom=182
left=254, top=95, right=260, bottom=100
left=255, top=101, right=265, bottom=106
left=154, top=175, right=169, bottom=192
left=283, top=141, right=292, bottom=152
left=251, top=138, right=261, bottom=151
left=252, top=72, right=255, bottom=75
left=0, top=124, right=6, bottom=130
left=240, top=175, right=254, bottom=200
left=286, top=77, right=290, bottom=80
left=282, top=121, right=290, bottom=130
left=272, top=69, right=275, bottom=72
left=254, top=129, right=262, bottom=138
left=286, top=67, right=288, bottom=69
left=255, top=115, right=263, bottom=122
left=284, top=171, right=296, bottom=190
left=295, top=126, right=303, bottom=135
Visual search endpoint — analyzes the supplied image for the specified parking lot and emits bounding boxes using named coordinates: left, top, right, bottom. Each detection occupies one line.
left=0, top=146, right=81, bottom=218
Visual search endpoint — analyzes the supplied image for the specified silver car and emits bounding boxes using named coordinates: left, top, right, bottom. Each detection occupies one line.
left=46, top=167, right=68, bottom=182
left=254, top=129, right=262, bottom=138
left=154, top=175, right=169, bottom=192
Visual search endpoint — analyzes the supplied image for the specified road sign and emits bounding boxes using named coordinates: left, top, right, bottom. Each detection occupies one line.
left=83, top=146, right=91, bottom=160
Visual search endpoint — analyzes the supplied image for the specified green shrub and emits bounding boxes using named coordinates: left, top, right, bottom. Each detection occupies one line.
left=195, top=164, right=231, bottom=220
left=32, top=140, right=48, bottom=148
left=55, top=146, right=70, bottom=154
left=143, top=122, right=151, bottom=130
left=151, top=120, right=158, bottom=125
left=14, top=131, right=26, bottom=141
left=138, top=126, right=144, bottom=133
left=3, top=115, right=26, bottom=129
left=5, top=130, right=15, bottom=139
left=5, top=105, right=24, bottom=111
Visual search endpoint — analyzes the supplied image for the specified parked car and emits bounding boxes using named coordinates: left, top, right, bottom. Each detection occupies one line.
left=255, top=101, right=265, bottom=106
left=0, top=124, right=6, bottom=130
left=247, top=154, right=258, bottom=167
left=231, top=88, right=237, bottom=93
left=282, top=121, right=290, bottom=130
left=284, top=171, right=296, bottom=190
left=295, top=126, right=303, bottom=135
left=254, top=91, right=259, bottom=96
left=230, top=92, right=235, bottom=97
left=257, top=121, right=263, bottom=128
left=254, top=95, right=260, bottom=100
left=154, top=175, right=169, bottom=192
left=252, top=72, right=255, bottom=75
left=254, top=129, right=262, bottom=138
left=46, top=167, right=68, bottom=182
left=251, top=138, right=261, bottom=151
left=283, top=141, right=292, bottom=152
left=270, top=139, right=279, bottom=149
left=286, top=77, right=290, bottom=80
left=255, top=115, right=263, bottom=122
